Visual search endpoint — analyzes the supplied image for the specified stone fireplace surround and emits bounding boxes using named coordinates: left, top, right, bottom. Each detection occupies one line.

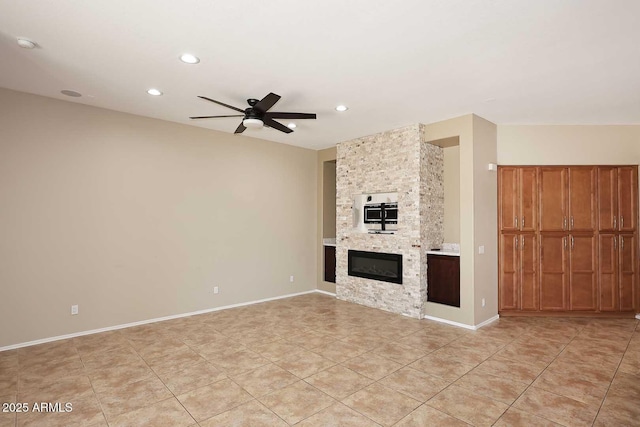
left=336, top=124, right=444, bottom=318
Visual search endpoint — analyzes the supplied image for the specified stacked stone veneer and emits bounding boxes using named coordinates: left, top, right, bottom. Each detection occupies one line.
left=336, top=124, right=444, bottom=318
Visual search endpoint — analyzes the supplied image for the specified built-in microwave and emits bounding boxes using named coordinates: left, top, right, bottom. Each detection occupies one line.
left=364, top=202, right=398, bottom=228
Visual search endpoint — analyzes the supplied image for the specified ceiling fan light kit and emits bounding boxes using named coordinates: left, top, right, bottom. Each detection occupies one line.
left=190, top=92, right=316, bottom=135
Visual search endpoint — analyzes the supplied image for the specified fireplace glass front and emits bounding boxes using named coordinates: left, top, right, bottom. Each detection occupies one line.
left=348, top=250, right=403, bottom=284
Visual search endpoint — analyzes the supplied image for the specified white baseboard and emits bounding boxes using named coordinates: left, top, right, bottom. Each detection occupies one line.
left=315, top=289, right=336, bottom=297
left=422, top=314, right=499, bottom=330
left=0, top=289, right=329, bottom=352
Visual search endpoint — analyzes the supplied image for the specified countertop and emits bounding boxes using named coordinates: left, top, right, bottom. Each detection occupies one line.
left=323, top=238, right=336, bottom=247
left=426, top=250, right=460, bottom=257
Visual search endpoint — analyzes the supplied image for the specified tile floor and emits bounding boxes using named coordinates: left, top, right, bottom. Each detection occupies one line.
left=0, top=293, right=639, bottom=426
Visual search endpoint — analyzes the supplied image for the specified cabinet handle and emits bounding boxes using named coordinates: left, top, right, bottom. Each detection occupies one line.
left=621, top=236, right=624, bottom=250
left=621, top=216, right=624, bottom=228
left=564, top=236, right=567, bottom=249
left=614, top=236, right=617, bottom=250
left=515, top=216, right=518, bottom=228
left=515, top=235, right=518, bottom=250
left=570, top=216, right=574, bottom=229
left=563, top=217, right=567, bottom=230
left=571, top=235, right=575, bottom=249
left=522, top=216, right=525, bottom=228
left=521, top=235, right=525, bottom=249
left=614, top=216, right=617, bottom=230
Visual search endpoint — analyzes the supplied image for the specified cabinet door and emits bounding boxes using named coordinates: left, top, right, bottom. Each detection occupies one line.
left=598, top=234, right=618, bottom=311
left=539, top=168, right=567, bottom=231
left=520, top=168, right=538, bottom=232
left=568, top=167, right=596, bottom=231
left=619, top=234, right=636, bottom=311
left=499, top=233, right=519, bottom=310
left=520, top=234, right=539, bottom=310
left=540, top=234, right=568, bottom=310
left=618, top=167, right=637, bottom=232
left=499, top=167, right=519, bottom=231
left=569, top=234, right=597, bottom=311
left=324, top=246, right=336, bottom=283
left=597, top=167, right=618, bottom=231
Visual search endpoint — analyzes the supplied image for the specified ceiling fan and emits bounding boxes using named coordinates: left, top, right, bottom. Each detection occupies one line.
left=190, top=92, right=316, bottom=134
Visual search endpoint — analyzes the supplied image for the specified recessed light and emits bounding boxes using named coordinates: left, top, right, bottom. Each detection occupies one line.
left=180, top=53, right=200, bottom=64
left=61, top=90, right=82, bottom=97
left=335, top=105, right=348, bottom=112
left=287, top=123, right=297, bottom=129
left=17, top=38, right=36, bottom=49
left=147, top=88, right=163, bottom=96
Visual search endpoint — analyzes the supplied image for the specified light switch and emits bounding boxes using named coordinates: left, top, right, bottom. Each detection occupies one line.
left=478, top=245, right=485, bottom=254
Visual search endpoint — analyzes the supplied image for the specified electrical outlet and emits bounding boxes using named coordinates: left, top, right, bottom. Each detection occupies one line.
left=213, top=286, right=219, bottom=294
left=71, top=305, right=79, bottom=315
left=289, top=275, right=294, bottom=283
left=478, top=245, right=485, bottom=254
left=481, top=298, right=486, bottom=307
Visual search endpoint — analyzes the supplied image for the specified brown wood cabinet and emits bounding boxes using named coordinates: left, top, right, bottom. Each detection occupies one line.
left=324, top=245, right=336, bottom=283
left=499, top=167, right=537, bottom=232
left=499, top=233, right=538, bottom=311
left=499, top=165, right=638, bottom=315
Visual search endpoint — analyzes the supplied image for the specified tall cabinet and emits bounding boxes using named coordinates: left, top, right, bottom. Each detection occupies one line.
left=499, top=165, right=638, bottom=314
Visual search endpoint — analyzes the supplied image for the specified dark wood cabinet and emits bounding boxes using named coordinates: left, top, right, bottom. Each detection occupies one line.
left=324, top=245, right=336, bottom=283
left=499, top=165, right=638, bottom=315
left=427, top=254, right=460, bottom=307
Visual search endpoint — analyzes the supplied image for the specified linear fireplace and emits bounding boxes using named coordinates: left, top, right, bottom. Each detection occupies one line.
left=348, top=250, right=403, bottom=284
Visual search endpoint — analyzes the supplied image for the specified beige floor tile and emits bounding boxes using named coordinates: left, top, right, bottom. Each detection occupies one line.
left=74, top=333, right=131, bottom=357
left=296, top=402, right=380, bottom=427
left=370, top=342, right=427, bottom=365
left=17, top=340, right=76, bottom=361
left=0, top=373, right=17, bottom=395
left=258, top=380, right=335, bottom=425
left=144, top=345, right=204, bottom=375
left=79, top=346, right=144, bottom=371
left=16, top=394, right=106, bottom=427
left=19, top=356, right=85, bottom=382
left=177, top=379, right=253, bottom=422
left=379, top=367, right=450, bottom=402
left=426, top=385, right=508, bottom=427
left=199, top=400, right=287, bottom=427
left=108, top=397, right=195, bottom=427
left=512, top=387, right=599, bottom=426
left=284, top=331, right=336, bottom=350
left=0, top=413, right=16, bottom=427
left=394, top=332, right=454, bottom=352
left=532, top=369, right=608, bottom=406
left=86, top=360, right=155, bottom=392
left=276, top=349, right=335, bottom=378
left=395, top=404, right=469, bottom=427
left=231, top=363, right=298, bottom=397
left=18, top=374, right=93, bottom=403
left=341, top=383, right=420, bottom=426
left=454, top=370, right=530, bottom=405
left=472, top=355, right=547, bottom=384
left=96, top=376, right=172, bottom=420
left=340, top=352, right=403, bottom=380
left=607, top=371, right=640, bottom=399
left=313, top=340, right=368, bottom=363
left=594, top=394, right=640, bottom=426
left=494, top=407, right=563, bottom=426
left=208, top=348, right=270, bottom=376
left=338, top=333, right=388, bottom=350
left=248, top=339, right=305, bottom=362
left=158, top=360, right=226, bottom=395
left=304, top=365, right=373, bottom=399
left=136, top=337, right=191, bottom=361
left=408, top=352, right=476, bottom=381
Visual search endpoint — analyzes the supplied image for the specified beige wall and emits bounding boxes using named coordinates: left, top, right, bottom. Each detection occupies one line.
left=498, top=125, right=640, bottom=165
left=472, top=116, right=498, bottom=325
left=0, top=88, right=318, bottom=348
left=316, top=147, right=337, bottom=294
left=322, top=161, right=337, bottom=238
left=443, top=146, right=460, bottom=243
left=423, top=115, right=475, bottom=326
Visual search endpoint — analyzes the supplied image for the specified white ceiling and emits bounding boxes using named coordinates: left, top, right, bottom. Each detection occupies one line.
left=1, top=0, right=638, bottom=150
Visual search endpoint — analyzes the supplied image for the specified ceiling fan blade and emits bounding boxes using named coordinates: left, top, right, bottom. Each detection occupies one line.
left=190, top=115, right=244, bottom=119
left=263, top=117, right=293, bottom=134
left=198, top=96, right=245, bottom=113
left=234, top=122, right=247, bottom=134
left=265, top=112, right=317, bottom=120
left=253, top=93, right=281, bottom=113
